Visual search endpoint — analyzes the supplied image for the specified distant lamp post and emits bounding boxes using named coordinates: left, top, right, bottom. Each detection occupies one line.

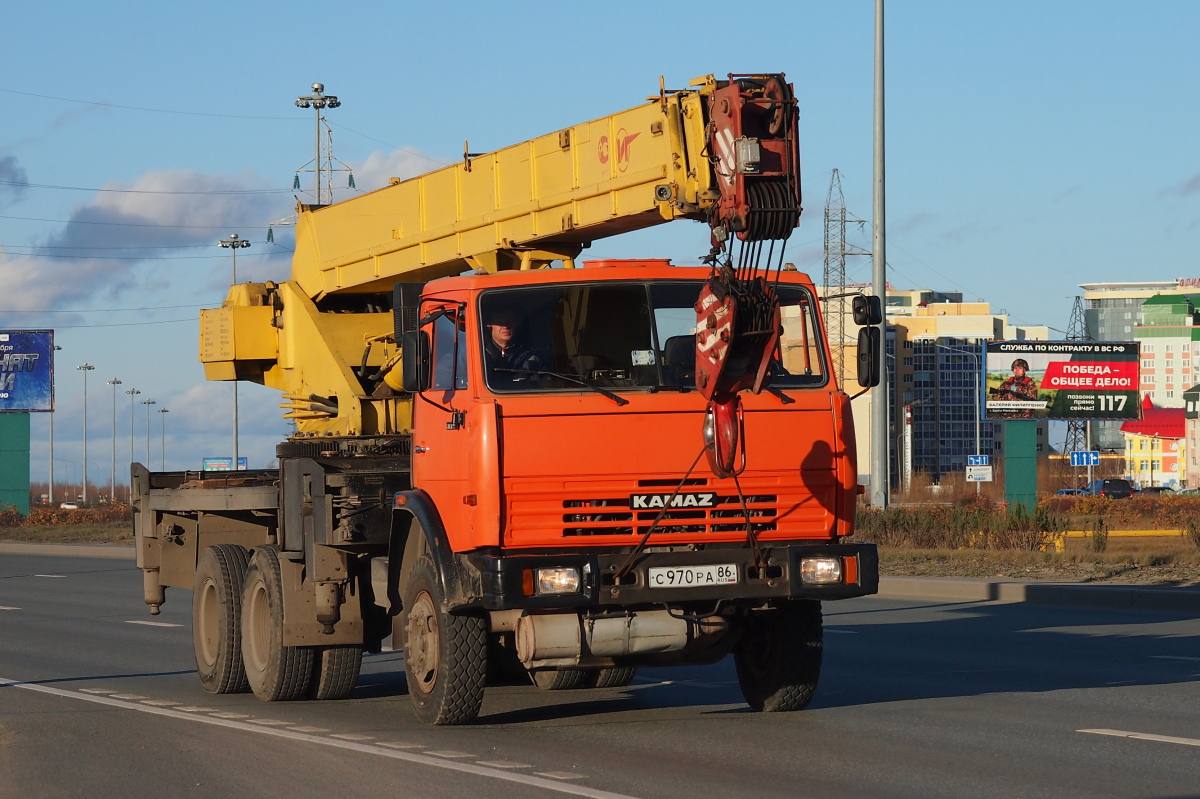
left=295, top=83, right=341, bottom=205
left=142, top=399, right=156, bottom=465
left=77, top=364, right=95, bottom=505
left=158, top=408, right=169, bottom=470
left=125, top=387, right=141, bottom=470
left=49, top=344, right=62, bottom=505
left=219, top=233, right=250, bottom=473
left=107, top=378, right=121, bottom=503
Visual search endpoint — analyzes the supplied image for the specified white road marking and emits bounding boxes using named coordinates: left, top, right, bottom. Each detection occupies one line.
left=1149, top=655, right=1200, bottom=662
left=34, top=574, right=66, bottom=578
left=537, top=772, right=586, bottom=781
left=426, top=750, right=476, bottom=759
left=79, top=688, right=116, bottom=694
left=109, top=694, right=148, bottom=700
left=141, top=700, right=181, bottom=707
left=125, top=620, right=184, bottom=628
left=288, top=726, right=331, bottom=733
left=175, top=706, right=216, bottom=712
left=0, top=606, right=20, bottom=611
left=377, top=741, right=424, bottom=749
left=210, top=712, right=250, bottom=719
left=0, top=675, right=637, bottom=799
left=330, top=733, right=376, bottom=741
left=477, top=760, right=531, bottom=769
left=1080, top=729, right=1200, bottom=748
left=247, top=719, right=292, bottom=726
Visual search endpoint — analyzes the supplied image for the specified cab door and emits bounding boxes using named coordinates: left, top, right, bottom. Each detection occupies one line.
left=411, top=298, right=473, bottom=547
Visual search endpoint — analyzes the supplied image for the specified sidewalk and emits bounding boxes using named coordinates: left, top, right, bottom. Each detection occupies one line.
left=3, top=541, right=1197, bottom=613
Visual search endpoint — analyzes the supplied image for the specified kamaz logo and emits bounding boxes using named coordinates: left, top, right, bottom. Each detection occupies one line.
left=629, top=492, right=717, bottom=510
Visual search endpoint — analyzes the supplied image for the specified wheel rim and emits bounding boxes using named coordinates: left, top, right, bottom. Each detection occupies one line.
left=406, top=590, right=440, bottom=695
left=245, top=577, right=270, bottom=675
left=197, top=577, right=219, bottom=668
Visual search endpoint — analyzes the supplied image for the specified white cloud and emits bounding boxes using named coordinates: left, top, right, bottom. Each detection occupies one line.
left=351, top=148, right=447, bottom=193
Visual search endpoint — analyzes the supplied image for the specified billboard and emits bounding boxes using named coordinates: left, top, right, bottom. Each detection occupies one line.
left=202, top=457, right=248, bottom=471
left=0, top=330, right=54, bottom=412
left=984, top=341, right=1139, bottom=420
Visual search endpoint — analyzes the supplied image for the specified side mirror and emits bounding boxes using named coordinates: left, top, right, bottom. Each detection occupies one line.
left=857, top=327, right=881, bottom=388
left=400, top=330, right=430, bottom=393
left=852, top=295, right=883, bottom=326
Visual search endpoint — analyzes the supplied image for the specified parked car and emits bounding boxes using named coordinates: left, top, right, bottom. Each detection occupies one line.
left=1138, top=486, right=1175, bottom=495
left=58, top=502, right=79, bottom=510
left=1055, top=488, right=1085, bottom=496
left=1082, top=478, right=1135, bottom=499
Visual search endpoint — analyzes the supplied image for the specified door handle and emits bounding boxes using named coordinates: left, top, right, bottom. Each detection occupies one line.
left=414, top=445, right=430, bottom=454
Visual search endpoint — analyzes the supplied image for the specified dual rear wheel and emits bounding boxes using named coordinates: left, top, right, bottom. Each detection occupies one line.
left=191, top=545, right=361, bottom=701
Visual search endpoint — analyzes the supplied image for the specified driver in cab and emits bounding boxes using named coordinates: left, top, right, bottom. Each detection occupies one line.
left=483, top=307, right=546, bottom=384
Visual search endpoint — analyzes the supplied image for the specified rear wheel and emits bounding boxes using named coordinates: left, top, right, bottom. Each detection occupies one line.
left=403, top=556, right=487, bottom=725
left=241, top=547, right=314, bottom=701
left=192, top=544, right=251, bottom=694
left=531, top=668, right=589, bottom=690
left=308, top=646, right=363, bottom=700
left=585, top=667, right=637, bottom=689
left=734, top=600, right=822, bottom=712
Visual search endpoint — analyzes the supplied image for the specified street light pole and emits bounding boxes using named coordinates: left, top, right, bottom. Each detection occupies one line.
left=870, top=0, right=889, bottom=509
left=125, top=388, right=140, bottom=469
left=219, top=233, right=251, bottom=472
left=158, top=408, right=169, bottom=470
left=295, top=83, right=341, bottom=205
left=142, top=400, right=156, bottom=465
left=49, top=344, right=62, bottom=505
left=107, top=378, right=121, bottom=503
left=77, top=364, right=94, bottom=505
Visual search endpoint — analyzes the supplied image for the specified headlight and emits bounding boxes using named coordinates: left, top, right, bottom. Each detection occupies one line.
left=535, top=567, right=581, bottom=595
left=800, top=557, right=843, bottom=585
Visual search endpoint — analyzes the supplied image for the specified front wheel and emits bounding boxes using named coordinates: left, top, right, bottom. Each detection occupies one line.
left=403, top=556, right=487, bottom=725
left=734, top=600, right=822, bottom=712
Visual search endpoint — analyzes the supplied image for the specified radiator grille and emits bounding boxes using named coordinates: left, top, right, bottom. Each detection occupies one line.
left=561, top=494, right=779, bottom=537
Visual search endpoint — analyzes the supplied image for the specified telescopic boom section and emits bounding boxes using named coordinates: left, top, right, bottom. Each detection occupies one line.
left=199, top=73, right=801, bottom=439
left=288, top=73, right=801, bottom=298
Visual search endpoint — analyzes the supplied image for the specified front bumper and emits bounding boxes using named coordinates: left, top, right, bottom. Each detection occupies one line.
left=464, top=542, right=878, bottom=611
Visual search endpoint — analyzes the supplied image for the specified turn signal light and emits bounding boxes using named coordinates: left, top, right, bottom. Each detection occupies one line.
left=800, top=557, right=843, bottom=585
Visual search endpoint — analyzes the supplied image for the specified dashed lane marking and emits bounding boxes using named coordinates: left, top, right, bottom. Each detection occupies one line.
left=288, top=726, right=331, bottom=733
left=426, top=750, right=476, bottom=759
left=210, top=712, right=250, bottom=719
left=247, top=719, right=292, bottom=726
left=0, top=606, right=20, bottom=611
left=0, top=676, right=638, bottom=799
left=34, top=574, right=66, bottom=578
left=478, top=760, right=532, bottom=769
left=377, top=741, right=424, bottom=749
left=141, top=700, right=181, bottom=707
left=330, top=733, right=376, bottom=741
left=1080, top=729, right=1200, bottom=748
left=79, top=689, right=116, bottom=694
left=125, top=620, right=184, bottom=628
left=175, top=706, right=217, bottom=712
left=109, top=694, right=148, bottom=700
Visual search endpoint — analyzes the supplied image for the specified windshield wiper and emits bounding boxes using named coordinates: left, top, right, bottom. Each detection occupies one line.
left=494, top=368, right=630, bottom=406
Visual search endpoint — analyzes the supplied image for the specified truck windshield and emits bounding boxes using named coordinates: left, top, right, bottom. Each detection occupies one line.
left=479, top=280, right=827, bottom=394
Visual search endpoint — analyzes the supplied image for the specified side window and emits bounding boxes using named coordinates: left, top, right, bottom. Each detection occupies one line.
left=432, top=310, right=467, bottom=391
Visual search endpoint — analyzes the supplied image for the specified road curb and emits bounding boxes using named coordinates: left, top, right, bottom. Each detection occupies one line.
left=878, top=576, right=1200, bottom=613
left=0, top=542, right=135, bottom=560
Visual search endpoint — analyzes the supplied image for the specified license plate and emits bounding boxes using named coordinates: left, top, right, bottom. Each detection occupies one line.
left=647, top=564, right=739, bottom=589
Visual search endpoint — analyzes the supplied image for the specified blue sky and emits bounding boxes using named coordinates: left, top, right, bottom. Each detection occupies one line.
left=1, top=0, right=1198, bottom=489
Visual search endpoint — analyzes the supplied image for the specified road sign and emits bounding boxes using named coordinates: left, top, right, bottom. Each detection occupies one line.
left=967, top=455, right=990, bottom=466
left=965, top=465, right=993, bottom=482
left=1069, top=451, right=1100, bottom=467
left=202, top=457, right=248, bottom=471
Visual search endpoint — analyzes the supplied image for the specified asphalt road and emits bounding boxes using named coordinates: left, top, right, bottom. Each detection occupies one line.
left=1, top=553, right=1198, bottom=799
